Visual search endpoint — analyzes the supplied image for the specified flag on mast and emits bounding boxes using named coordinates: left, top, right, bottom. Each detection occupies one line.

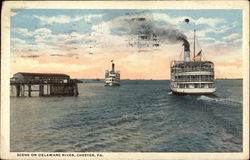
left=193, top=49, right=202, bottom=61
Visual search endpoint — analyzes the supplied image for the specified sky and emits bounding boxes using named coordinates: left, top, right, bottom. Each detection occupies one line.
left=10, top=9, right=242, bottom=79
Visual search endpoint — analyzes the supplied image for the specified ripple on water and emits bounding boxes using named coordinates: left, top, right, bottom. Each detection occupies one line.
left=10, top=80, right=243, bottom=152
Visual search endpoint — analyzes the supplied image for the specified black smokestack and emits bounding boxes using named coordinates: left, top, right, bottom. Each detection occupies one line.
left=178, top=37, right=190, bottom=61
left=112, top=63, right=115, bottom=71
left=181, top=38, right=190, bottom=51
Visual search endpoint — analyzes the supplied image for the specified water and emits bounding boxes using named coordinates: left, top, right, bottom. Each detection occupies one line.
left=10, top=80, right=242, bottom=152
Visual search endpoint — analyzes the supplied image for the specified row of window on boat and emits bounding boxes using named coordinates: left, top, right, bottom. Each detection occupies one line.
left=172, top=63, right=214, bottom=69
left=171, top=67, right=214, bottom=73
left=174, top=75, right=214, bottom=81
left=177, top=83, right=215, bottom=88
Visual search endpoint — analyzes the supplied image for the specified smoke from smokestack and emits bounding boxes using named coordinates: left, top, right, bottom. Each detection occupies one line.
left=155, top=26, right=190, bottom=48
left=110, top=11, right=190, bottom=50
left=136, top=23, right=191, bottom=51
left=179, top=38, right=190, bottom=51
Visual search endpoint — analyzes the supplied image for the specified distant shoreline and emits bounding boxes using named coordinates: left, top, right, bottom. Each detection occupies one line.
left=76, top=78, right=243, bottom=82
left=215, top=78, right=243, bottom=80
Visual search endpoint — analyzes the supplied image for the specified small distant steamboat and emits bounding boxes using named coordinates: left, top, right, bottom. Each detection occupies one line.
left=170, top=30, right=216, bottom=95
left=105, top=60, right=120, bottom=86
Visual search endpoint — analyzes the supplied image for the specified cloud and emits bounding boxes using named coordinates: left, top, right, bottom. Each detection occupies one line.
left=232, top=38, right=242, bottom=45
left=12, top=28, right=67, bottom=54
left=194, top=17, right=226, bottom=28
left=34, top=14, right=103, bottom=24
left=21, top=55, right=40, bottom=58
left=152, top=13, right=226, bottom=28
left=12, top=27, right=59, bottom=53
left=12, top=28, right=33, bottom=36
left=11, top=38, right=26, bottom=44
left=211, top=33, right=242, bottom=47
left=216, top=22, right=238, bottom=32
left=34, top=15, right=83, bottom=24
left=212, top=40, right=227, bottom=46
left=12, top=25, right=124, bottom=53
left=13, top=27, right=53, bottom=39
left=93, top=12, right=232, bottom=50
left=11, top=26, right=125, bottom=56
left=151, top=13, right=239, bottom=48
left=204, top=37, right=242, bottom=48
left=50, top=53, right=78, bottom=57
left=50, top=54, right=65, bottom=57
left=92, top=21, right=111, bottom=34
left=84, top=14, right=103, bottom=22
left=153, top=13, right=178, bottom=24
left=11, top=17, right=240, bottom=54
left=92, top=13, right=188, bottom=49
left=11, top=12, right=242, bottom=59
left=184, top=23, right=240, bottom=47
left=222, top=33, right=240, bottom=40
left=198, top=37, right=216, bottom=42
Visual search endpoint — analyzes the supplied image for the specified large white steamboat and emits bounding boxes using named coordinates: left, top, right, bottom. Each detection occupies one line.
left=105, top=61, right=120, bottom=86
left=170, top=30, right=216, bottom=95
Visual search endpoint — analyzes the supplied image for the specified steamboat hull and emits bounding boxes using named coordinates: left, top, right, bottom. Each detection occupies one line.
left=105, top=82, right=120, bottom=86
left=170, top=86, right=216, bottom=95
left=105, top=77, right=120, bottom=86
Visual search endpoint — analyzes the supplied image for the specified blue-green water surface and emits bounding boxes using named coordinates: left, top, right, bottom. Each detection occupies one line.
left=10, top=80, right=242, bottom=152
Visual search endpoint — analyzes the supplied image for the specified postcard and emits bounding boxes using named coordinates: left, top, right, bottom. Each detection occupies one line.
left=1, top=1, right=249, bottom=160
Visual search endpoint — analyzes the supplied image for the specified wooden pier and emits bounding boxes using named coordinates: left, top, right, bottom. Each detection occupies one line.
left=10, top=72, right=79, bottom=97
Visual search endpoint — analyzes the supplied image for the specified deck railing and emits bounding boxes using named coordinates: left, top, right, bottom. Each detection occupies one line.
left=173, top=78, right=214, bottom=82
left=171, top=68, right=213, bottom=73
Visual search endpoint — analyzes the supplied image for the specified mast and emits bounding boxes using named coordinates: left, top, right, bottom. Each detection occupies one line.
left=193, top=29, right=196, bottom=59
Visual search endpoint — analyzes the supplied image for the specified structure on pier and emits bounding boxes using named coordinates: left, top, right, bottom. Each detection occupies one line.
left=10, top=72, right=79, bottom=97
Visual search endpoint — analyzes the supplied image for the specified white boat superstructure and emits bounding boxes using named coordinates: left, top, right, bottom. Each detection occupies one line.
left=105, top=61, right=120, bottom=86
left=170, top=30, right=216, bottom=95
left=170, top=61, right=216, bottom=94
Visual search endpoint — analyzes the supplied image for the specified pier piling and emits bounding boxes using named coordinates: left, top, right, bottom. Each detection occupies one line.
left=16, top=85, right=20, bottom=97
left=28, top=85, right=31, bottom=97
left=10, top=72, right=79, bottom=97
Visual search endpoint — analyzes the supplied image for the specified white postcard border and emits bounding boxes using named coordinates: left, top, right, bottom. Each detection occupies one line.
left=1, top=1, right=249, bottom=160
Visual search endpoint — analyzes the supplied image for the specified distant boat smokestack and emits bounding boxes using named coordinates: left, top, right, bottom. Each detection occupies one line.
left=182, top=38, right=190, bottom=61
left=112, top=63, right=115, bottom=72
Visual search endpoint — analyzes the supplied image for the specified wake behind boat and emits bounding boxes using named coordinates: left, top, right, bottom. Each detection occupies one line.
left=105, top=60, right=120, bottom=86
left=170, top=30, right=216, bottom=95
